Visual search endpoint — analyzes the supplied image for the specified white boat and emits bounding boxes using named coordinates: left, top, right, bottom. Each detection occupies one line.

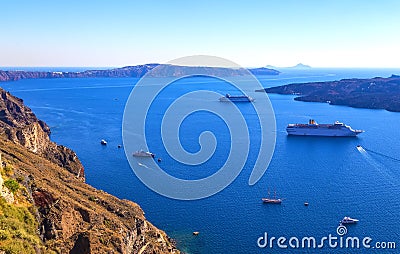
left=219, top=94, right=255, bottom=102
left=340, top=216, right=359, bottom=224
left=100, top=139, right=107, bottom=145
left=286, top=119, right=364, bottom=137
left=133, top=150, right=155, bottom=158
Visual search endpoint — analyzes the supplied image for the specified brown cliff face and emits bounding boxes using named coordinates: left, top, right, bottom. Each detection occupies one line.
left=0, top=139, right=178, bottom=253
left=0, top=88, right=84, bottom=178
left=0, top=89, right=179, bottom=253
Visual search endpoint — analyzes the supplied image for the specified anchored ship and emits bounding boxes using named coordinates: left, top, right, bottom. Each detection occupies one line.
left=286, top=119, right=363, bottom=137
left=219, top=94, right=255, bottom=102
left=262, top=189, right=282, bottom=204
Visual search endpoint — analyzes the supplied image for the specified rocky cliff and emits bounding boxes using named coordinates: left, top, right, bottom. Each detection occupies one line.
left=0, top=88, right=178, bottom=253
left=0, top=89, right=84, bottom=178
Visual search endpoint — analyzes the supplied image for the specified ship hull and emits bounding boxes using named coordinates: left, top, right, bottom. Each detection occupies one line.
left=262, top=198, right=282, bottom=204
left=286, top=120, right=363, bottom=137
left=286, top=128, right=361, bottom=137
left=219, top=97, right=254, bottom=102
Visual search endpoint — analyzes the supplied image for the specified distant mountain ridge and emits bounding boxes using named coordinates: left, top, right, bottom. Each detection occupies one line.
left=0, top=64, right=280, bottom=82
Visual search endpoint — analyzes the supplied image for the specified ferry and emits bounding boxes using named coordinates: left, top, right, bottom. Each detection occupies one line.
left=286, top=119, right=363, bottom=137
left=340, top=216, right=359, bottom=224
left=219, top=94, right=255, bottom=102
left=133, top=150, right=155, bottom=158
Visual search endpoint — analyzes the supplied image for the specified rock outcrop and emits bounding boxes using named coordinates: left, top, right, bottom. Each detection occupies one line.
left=0, top=89, right=84, bottom=178
left=0, top=172, right=14, bottom=204
left=0, top=89, right=179, bottom=253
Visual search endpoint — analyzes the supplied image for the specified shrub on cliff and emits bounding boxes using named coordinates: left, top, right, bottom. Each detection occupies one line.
left=0, top=198, right=49, bottom=253
left=3, top=179, right=19, bottom=194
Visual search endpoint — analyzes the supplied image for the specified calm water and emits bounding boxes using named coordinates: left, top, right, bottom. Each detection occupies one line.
left=1, top=68, right=400, bottom=253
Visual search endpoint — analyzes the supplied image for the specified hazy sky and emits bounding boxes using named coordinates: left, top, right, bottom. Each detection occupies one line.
left=1, top=0, right=399, bottom=67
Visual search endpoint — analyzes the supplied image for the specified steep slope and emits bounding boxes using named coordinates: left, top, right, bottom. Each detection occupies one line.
left=0, top=88, right=178, bottom=253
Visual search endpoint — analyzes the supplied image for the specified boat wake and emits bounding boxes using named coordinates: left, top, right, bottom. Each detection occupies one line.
left=356, top=146, right=399, bottom=187
left=362, top=147, right=400, bottom=162
left=137, top=162, right=150, bottom=169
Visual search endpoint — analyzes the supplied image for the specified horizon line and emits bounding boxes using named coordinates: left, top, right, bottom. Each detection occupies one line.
left=1, top=65, right=400, bottom=70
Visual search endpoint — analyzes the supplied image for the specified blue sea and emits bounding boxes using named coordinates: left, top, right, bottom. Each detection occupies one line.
left=1, top=68, right=400, bottom=253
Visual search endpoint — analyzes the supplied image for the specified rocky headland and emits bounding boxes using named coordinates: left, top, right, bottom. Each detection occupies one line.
left=259, top=75, right=400, bottom=112
left=0, top=88, right=178, bottom=253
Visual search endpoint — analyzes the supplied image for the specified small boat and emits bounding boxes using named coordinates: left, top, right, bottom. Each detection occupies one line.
left=100, top=139, right=107, bottom=145
left=340, top=216, right=359, bottom=224
left=192, top=231, right=199, bottom=236
left=219, top=93, right=255, bottom=102
left=133, top=150, right=155, bottom=158
left=262, top=189, right=282, bottom=204
left=304, top=202, right=309, bottom=206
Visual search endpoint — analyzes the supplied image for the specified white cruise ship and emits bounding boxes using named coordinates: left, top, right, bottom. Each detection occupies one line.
left=286, top=119, right=364, bottom=137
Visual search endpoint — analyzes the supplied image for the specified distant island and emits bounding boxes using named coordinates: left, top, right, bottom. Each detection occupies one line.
left=265, top=63, right=311, bottom=69
left=289, top=63, right=312, bottom=69
left=0, top=64, right=280, bottom=82
left=257, top=75, right=400, bottom=112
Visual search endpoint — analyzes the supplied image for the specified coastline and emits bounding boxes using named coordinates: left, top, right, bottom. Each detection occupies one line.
left=259, top=75, right=400, bottom=112
left=0, top=88, right=179, bottom=253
